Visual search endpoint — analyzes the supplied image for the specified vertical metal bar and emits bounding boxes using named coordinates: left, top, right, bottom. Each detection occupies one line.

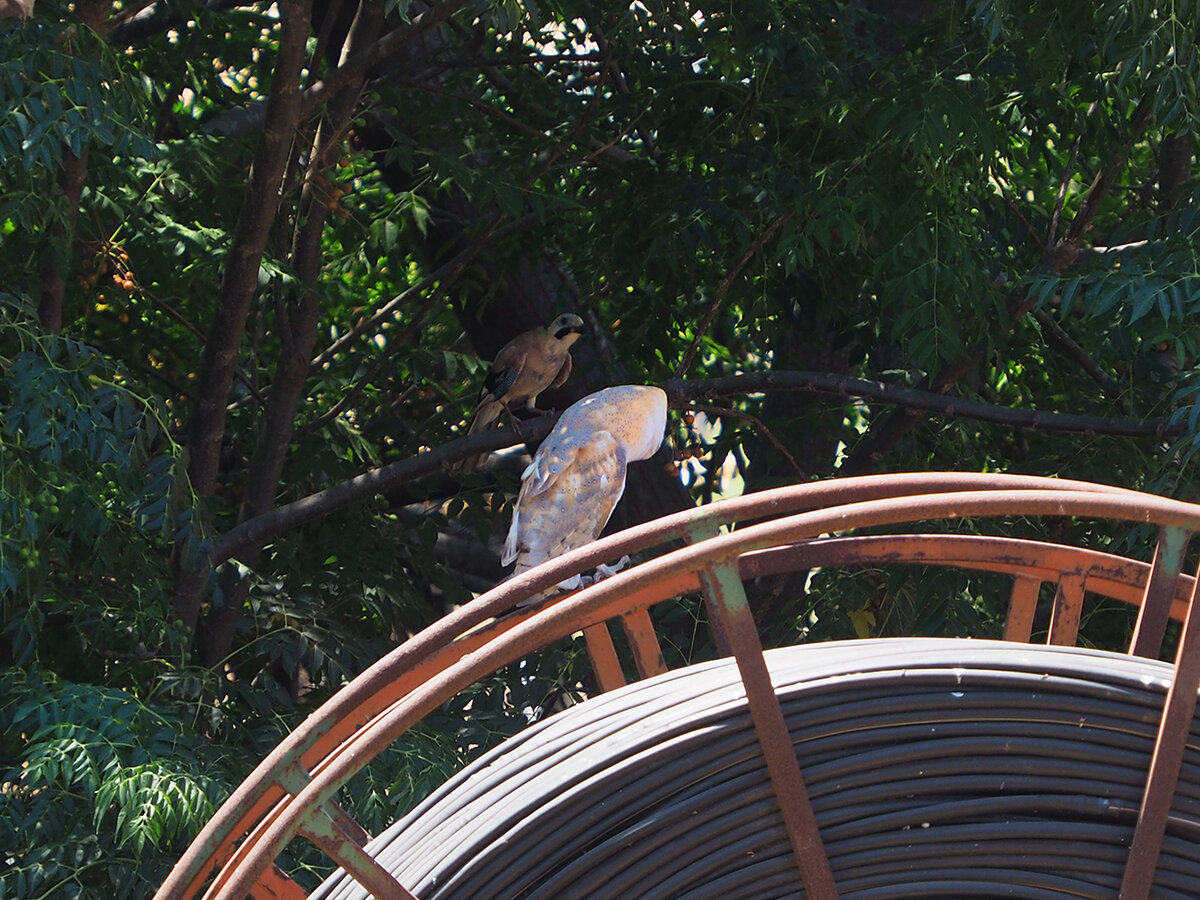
left=1047, top=573, right=1086, bottom=646
left=688, top=520, right=734, bottom=657
left=1004, top=574, right=1040, bottom=642
left=582, top=623, right=627, bottom=692
left=1118, top=560, right=1200, bottom=900
left=699, top=562, right=840, bottom=900
left=620, top=607, right=669, bottom=678
left=299, top=810, right=418, bottom=900
left=1130, top=526, right=1191, bottom=659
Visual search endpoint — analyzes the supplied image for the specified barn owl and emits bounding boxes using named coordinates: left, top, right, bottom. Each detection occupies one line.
left=502, top=384, right=669, bottom=596
left=453, top=313, right=586, bottom=473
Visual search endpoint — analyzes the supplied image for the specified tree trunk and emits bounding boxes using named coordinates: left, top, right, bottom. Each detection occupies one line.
left=198, top=1, right=383, bottom=669
left=173, top=0, right=313, bottom=645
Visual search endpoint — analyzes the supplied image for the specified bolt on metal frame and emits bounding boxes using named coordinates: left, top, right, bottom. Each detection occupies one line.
left=154, top=472, right=1200, bottom=900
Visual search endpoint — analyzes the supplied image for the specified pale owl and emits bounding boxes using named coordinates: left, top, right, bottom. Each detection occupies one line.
left=502, top=384, right=669, bottom=594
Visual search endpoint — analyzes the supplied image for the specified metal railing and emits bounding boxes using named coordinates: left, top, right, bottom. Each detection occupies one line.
left=154, top=472, right=1200, bottom=900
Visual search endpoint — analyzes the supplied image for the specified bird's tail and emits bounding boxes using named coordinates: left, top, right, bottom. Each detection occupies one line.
left=501, top=507, right=521, bottom=567
left=448, top=402, right=502, bottom=473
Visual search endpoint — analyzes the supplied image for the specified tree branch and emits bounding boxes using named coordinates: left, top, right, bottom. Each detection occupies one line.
left=37, top=147, right=88, bottom=334
left=309, top=213, right=528, bottom=370
left=662, top=373, right=1177, bottom=438
left=676, top=209, right=795, bottom=376
left=174, top=0, right=312, bottom=639
left=204, top=0, right=475, bottom=139
left=208, top=371, right=1179, bottom=567
left=1032, top=308, right=1124, bottom=399
left=210, top=414, right=558, bottom=566
left=686, top=400, right=806, bottom=480
left=202, top=14, right=382, bottom=668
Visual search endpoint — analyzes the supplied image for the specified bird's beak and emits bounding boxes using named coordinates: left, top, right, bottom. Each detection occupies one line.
left=555, top=322, right=586, bottom=340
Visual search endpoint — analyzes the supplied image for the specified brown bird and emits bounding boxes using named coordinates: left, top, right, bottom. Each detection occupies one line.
left=453, top=313, right=586, bottom=473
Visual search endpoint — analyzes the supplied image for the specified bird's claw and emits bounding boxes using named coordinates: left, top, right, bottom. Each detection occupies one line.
left=594, top=556, right=632, bottom=580
left=576, top=556, right=632, bottom=588
left=554, top=573, right=584, bottom=592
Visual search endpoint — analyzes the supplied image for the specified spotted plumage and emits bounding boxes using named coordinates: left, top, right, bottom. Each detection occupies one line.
left=502, top=384, right=668, bottom=594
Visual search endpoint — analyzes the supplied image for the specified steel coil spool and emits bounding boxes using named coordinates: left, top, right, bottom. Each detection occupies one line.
left=309, top=638, right=1200, bottom=900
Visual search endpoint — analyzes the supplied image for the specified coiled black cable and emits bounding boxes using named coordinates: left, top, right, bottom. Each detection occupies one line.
left=310, top=639, right=1200, bottom=900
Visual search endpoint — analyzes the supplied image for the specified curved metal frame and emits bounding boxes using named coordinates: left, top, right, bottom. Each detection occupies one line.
left=154, top=472, right=1200, bottom=900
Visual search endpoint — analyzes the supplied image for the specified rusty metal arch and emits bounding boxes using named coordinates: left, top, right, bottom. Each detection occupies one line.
left=154, top=472, right=1200, bottom=900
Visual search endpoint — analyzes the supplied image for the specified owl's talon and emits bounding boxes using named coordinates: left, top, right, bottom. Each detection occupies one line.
left=593, top=556, right=632, bottom=580
left=555, top=573, right=584, bottom=591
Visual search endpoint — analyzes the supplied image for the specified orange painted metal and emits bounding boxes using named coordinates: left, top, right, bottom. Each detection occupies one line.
left=698, top=563, right=840, bottom=898
left=1130, top=525, right=1193, bottom=659
left=256, top=865, right=307, bottom=899
left=583, top=623, right=627, bottom=691
left=737, top=533, right=1194, bottom=618
left=156, top=473, right=1145, bottom=900
left=620, top=606, right=669, bottom=679
left=1004, top=574, right=1041, bottom=642
left=153, top=474, right=1200, bottom=900
left=298, top=811, right=416, bottom=900
left=1047, top=572, right=1086, bottom=646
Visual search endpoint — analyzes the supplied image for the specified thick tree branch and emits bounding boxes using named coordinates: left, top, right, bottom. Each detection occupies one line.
left=199, top=1, right=385, bottom=668
left=210, top=415, right=558, bottom=566
left=208, top=371, right=1178, bottom=568
left=184, top=3, right=311, bottom=497
left=37, top=148, right=88, bottom=333
left=174, top=0, right=312, bottom=638
left=663, top=373, right=1175, bottom=437
left=35, top=0, right=108, bottom=333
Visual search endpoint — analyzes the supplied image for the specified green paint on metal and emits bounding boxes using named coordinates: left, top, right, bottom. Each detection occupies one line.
left=1159, top=525, right=1190, bottom=570
left=1130, top=525, right=1193, bottom=658
left=681, top=516, right=725, bottom=545
left=699, top=557, right=750, bottom=613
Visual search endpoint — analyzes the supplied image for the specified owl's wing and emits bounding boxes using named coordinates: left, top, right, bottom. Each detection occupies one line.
left=502, top=431, right=626, bottom=576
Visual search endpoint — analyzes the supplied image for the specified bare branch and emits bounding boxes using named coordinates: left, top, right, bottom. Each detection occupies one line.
left=211, top=414, right=558, bottom=566
left=1033, top=308, right=1124, bottom=399
left=686, top=401, right=806, bottom=480
left=675, top=209, right=795, bottom=377
left=661, top=373, right=1177, bottom=439
left=210, top=372, right=1178, bottom=567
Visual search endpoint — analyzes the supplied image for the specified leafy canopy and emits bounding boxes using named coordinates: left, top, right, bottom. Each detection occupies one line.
left=1, top=0, right=1198, bottom=893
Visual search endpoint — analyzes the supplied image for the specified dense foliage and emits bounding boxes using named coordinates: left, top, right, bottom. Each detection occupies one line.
left=1, top=0, right=1198, bottom=893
